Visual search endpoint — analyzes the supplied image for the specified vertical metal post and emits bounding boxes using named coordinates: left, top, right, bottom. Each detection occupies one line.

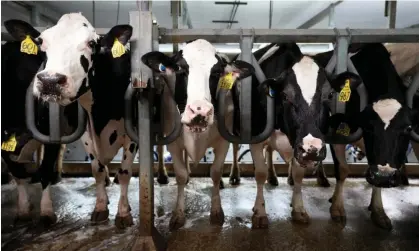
left=238, top=35, right=253, bottom=141
left=171, top=0, right=180, bottom=53
left=268, top=0, right=273, bottom=29
left=30, top=5, right=40, bottom=26
left=48, top=103, right=61, bottom=144
left=328, top=3, right=335, bottom=28
left=385, top=0, right=397, bottom=29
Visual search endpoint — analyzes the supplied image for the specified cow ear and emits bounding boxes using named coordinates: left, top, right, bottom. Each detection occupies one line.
left=228, top=60, right=255, bottom=80
left=141, top=51, right=178, bottom=73
left=329, top=71, right=362, bottom=92
left=102, top=24, right=133, bottom=48
left=4, top=19, right=40, bottom=41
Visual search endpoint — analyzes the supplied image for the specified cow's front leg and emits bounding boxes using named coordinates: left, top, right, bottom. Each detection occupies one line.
left=229, top=143, right=241, bottom=185
left=290, top=158, right=310, bottom=223
left=90, top=159, right=109, bottom=223
left=210, top=140, right=229, bottom=225
left=249, top=143, right=269, bottom=229
left=168, top=144, right=188, bottom=230
left=368, top=187, right=392, bottom=230
left=266, top=145, right=278, bottom=186
left=329, top=144, right=348, bottom=223
left=115, top=140, right=137, bottom=229
left=156, top=145, right=169, bottom=184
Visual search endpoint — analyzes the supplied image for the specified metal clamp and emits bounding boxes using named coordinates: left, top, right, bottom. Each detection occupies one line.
left=25, top=82, right=87, bottom=144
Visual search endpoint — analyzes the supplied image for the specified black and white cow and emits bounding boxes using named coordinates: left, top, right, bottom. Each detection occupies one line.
left=1, top=19, right=80, bottom=226
left=26, top=13, right=135, bottom=229
left=141, top=39, right=254, bottom=230
left=308, top=43, right=418, bottom=229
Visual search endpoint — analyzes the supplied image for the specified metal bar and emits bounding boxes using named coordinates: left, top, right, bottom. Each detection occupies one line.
left=268, top=0, right=273, bottom=29
left=48, top=102, right=61, bottom=143
left=387, top=0, right=397, bottom=28
left=212, top=20, right=239, bottom=24
left=298, top=1, right=343, bottom=29
left=214, top=1, right=247, bottom=5
left=30, top=5, right=40, bottom=26
left=181, top=0, right=193, bottom=28
left=239, top=35, right=253, bottom=142
left=158, top=28, right=419, bottom=43
left=171, top=0, right=179, bottom=53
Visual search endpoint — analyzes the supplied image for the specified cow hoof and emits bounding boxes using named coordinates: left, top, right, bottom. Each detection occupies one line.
left=157, top=174, right=169, bottom=185
left=328, top=197, right=333, bottom=203
left=291, top=210, right=310, bottom=224
left=210, top=208, right=225, bottom=226
left=268, top=176, right=279, bottom=186
left=251, top=214, right=269, bottom=229
left=219, top=179, right=225, bottom=190
left=40, top=214, right=58, bottom=228
left=169, top=211, right=185, bottom=231
left=371, top=210, right=392, bottom=230
left=115, top=214, right=134, bottom=229
left=229, top=176, right=241, bottom=186
left=14, top=213, right=33, bottom=226
left=185, top=176, right=190, bottom=185
left=316, top=176, right=330, bottom=187
left=105, top=176, right=111, bottom=187
left=90, top=209, right=109, bottom=223
left=330, top=207, right=346, bottom=223
left=287, top=176, right=294, bottom=186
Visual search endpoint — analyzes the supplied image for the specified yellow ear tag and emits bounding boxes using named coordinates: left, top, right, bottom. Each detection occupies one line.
left=338, top=79, right=351, bottom=102
left=219, top=72, right=234, bottom=90
left=1, top=134, right=17, bottom=152
left=111, top=39, right=126, bottom=58
left=20, top=35, right=38, bottom=55
left=336, top=123, right=350, bottom=136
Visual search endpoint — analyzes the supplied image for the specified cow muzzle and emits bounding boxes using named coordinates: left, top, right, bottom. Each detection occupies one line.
left=366, top=164, right=401, bottom=188
left=181, top=100, right=214, bottom=133
left=295, top=135, right=326, bottom=166
left=35, top=71, right=68, bottom=101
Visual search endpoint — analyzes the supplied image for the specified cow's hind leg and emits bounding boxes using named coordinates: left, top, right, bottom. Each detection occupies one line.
left=315, top=161, right=330, bottom=187
left=229, top=143, right=241, bottom=186
left=290, top=158, right=310, bottom=223
left=249, top=143, right=269, bottom=229
left=115, top=140, right=137, bottom=229
left=287, top=160, right=294, bottom=186
left=368, top=187, right=392, bottom=230
left=168, top=144, right=188, bottom=230
left=266, top=146, right=278, bottom=186
left=329, top=144, right=348, bottom=223
left=210, top=140, right=229, bottom=225
left=157, top=145, right=169, bottom=184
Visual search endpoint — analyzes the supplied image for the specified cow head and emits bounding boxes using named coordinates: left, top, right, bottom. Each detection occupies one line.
left=259, top=43, right=343, bottom=166
left=141, top=39, right=253, bottom=133
left=31, top=13, right=132, bottom=105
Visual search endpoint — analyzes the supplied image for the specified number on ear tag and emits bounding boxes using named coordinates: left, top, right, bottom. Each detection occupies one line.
left=111, top=39, right=126, bottom=58
left=1, top=134, right=17, bottom=152
left=20, top=36, right=38, bottom=55
left=219, top=72, right=234, bottom=90
left=338, top=79, right=351, bottom=102
left=336, top=123, right=350, bottom=136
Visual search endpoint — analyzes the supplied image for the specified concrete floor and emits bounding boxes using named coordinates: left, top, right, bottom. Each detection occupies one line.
left=1, top=177, right=419, bottom=251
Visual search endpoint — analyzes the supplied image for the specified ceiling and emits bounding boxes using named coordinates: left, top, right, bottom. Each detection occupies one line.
left=38, top=0, right=419, bottom=30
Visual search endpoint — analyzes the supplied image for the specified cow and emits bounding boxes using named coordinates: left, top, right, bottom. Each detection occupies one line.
left=22, top=13, right=135, bottom=229
left=306, top=43, right=418, bottom=230
left=141, top=39, right=254, bottom=230
left=1, top=19, right=82, bottom=226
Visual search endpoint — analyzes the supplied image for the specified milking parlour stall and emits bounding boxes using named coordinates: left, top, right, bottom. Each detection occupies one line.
left=1, top=1, right=419, bottom=251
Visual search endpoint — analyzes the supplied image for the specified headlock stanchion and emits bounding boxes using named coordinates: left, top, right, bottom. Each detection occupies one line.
left=324, top=28, right=368, bottom=144
left=25, top=82, right=87, bottom=144
left=217, top=29, right=275, bottom=144
left=407, top=71, right=419, bottom=142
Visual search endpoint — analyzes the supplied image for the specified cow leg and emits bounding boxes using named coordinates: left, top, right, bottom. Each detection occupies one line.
left=368, top=187, right=392, bottom=230
left=156, top=145, right=169, bottom=184
left=287, top=160, right=294, bottom=186
left=266, top=145, right=278, bottom=186
left=184, top=150, right=191, bottom=185
left=249, top=143, right=269, bottom=229
left=169, top=144, right=188, bottom=230
left=210, top=140, right=229, bottom=225
left=115, top=140, right=136, bottom=229
left=51, top=144, right=65, bottom=185
left=290, top=158, right=310, bottom=223
left=315, top=161, right=330, bottom=187
left=329, top=144, right=348, bottom=223
left=229, top=143, right=241, bottom=185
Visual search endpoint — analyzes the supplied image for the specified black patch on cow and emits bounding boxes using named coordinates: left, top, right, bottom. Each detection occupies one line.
left=118, top=168, right=129, bottom=175
left=129, top=143, right=136, bottom=153
left=123, top=154, right=127, bottom=160
left=89, top=154, right=95, bottom=160
left=98, top=162, right=105, bottom=172
left=80, top=55, right=89, bottom=73
left=85, top=141, right=88, bottom=145
left=109, top=130, right=117, bottom=145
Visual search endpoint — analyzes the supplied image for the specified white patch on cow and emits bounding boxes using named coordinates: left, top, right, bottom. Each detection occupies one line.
left=302, top=133, right=323, bottom=152
left=216, top=52, right=230, bottom=63
left=269, top=129, right=293, bottom=162
left=377, top=164, right=397, bottom=174
left=40, top=185, right=54, bottom=216
left=372, top=98, right=402, bottom=130
left=182, top=39, right=217, bottom=104
left=292, top=56, right=319, bottom=105
left=258, top=44, right=280, bottom=64
left=33, top=13, right=99, bottom=105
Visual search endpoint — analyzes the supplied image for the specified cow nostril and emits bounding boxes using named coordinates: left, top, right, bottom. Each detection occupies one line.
left=196, top=106, right=201, bottom=111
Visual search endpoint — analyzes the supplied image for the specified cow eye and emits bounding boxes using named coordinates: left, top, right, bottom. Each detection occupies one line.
left=34, top=37, right=43, bottom=46
left=404, top=125, right=412, bottom=134
left=328, top=92, right=334, bottom=100
left=88, top=40, right=96, bottom=49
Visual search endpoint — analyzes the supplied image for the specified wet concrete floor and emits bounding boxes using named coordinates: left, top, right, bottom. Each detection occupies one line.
left=1, top=177, right=419, bottom=251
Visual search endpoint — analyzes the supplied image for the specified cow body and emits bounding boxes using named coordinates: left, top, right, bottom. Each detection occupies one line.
left=28, top=13, right=135, bottom=229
